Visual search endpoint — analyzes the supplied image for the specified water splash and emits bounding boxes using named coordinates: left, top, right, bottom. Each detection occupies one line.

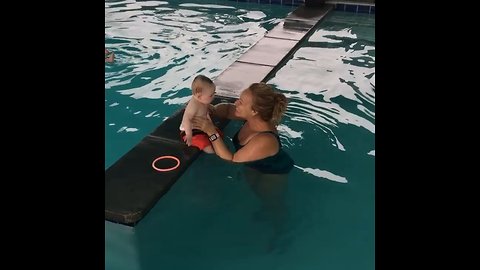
left=294, top=165, right=348, bottom=183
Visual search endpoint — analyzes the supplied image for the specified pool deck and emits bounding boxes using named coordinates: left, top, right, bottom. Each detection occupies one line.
left=214, top=3, right=333, bottom=98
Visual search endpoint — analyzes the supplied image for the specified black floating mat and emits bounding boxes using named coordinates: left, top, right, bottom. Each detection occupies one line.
left=105, top=96, right=236, bottom=226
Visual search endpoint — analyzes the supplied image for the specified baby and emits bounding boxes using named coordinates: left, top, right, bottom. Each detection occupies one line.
left=179, top=75, right=221, bottom=153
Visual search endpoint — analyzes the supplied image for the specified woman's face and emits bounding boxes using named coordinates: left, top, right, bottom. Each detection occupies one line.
left=234, top=89, right=254, bottom=119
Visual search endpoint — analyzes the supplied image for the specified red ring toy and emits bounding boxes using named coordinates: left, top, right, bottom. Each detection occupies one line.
left=152, top=156, right=180, bottom=172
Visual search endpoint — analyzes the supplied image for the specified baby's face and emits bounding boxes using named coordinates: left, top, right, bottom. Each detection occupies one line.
left=194, top=82, right=216, bottom=104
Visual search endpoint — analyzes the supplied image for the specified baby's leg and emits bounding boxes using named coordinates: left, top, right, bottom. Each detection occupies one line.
left=203, top=145, right=215, bottom=154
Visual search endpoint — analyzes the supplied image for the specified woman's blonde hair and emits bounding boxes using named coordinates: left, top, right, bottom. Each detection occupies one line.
left=248, top=82, right=288, bottom=126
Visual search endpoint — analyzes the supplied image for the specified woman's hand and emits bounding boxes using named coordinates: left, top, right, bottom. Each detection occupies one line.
left=184, top=134, right=192, bottom=146
left=192, top=114, right=216, bottom=135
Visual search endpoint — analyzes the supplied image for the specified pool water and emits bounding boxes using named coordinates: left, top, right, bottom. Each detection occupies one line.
left=105, top=0, right=293, bottom=169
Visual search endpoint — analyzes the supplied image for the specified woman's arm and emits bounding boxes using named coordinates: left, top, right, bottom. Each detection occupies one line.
left=209, top=134, right=235, bottom=161
left=192, top=116, right=278, bottom=162
left=195, top=115, right=234, bottom=160
left=210, top=132, right=277, bottom=162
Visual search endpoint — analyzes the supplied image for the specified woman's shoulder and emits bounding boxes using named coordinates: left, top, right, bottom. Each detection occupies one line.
left=250, top=131, right=279, bottom=149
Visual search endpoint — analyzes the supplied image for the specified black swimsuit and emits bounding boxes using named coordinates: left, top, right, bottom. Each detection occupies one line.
left=232, top=128, right=294, bottom=174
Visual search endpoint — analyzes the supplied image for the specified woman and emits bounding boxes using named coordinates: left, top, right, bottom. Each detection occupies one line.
left=191, top=82, right=294, bottom=174
left=192, top=82, right=294, bottom=251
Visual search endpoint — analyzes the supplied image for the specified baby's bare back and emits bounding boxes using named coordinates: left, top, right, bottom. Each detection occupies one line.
left=180, top=99, right=208, bottom=131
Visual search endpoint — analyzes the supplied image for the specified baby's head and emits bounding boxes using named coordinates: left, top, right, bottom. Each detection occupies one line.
left=192, top=75, right=216, bottom=105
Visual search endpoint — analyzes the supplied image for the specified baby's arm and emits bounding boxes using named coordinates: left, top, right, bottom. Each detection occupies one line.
left=181, top=102, right=197, bottom=146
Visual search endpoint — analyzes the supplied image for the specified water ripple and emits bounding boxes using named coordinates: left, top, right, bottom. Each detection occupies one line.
left=268, top=18, right=374, bottom=154
left=106, top=1, right=276, bottom=102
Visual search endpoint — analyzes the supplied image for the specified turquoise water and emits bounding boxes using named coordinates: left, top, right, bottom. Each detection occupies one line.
left=105, top=0, right=293, bottom=169
left=106, top=2, right=375, bottom=270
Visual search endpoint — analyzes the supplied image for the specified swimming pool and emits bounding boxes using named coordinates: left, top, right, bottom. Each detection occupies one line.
left=106, top=1, right=374, bottom=269
left=105, top=0, right=293, bottom=169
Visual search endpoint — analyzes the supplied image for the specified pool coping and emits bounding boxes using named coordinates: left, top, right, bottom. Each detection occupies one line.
left=214, top=3, right=334, bottom=98
left=227, top=1, right=375, bottom=14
